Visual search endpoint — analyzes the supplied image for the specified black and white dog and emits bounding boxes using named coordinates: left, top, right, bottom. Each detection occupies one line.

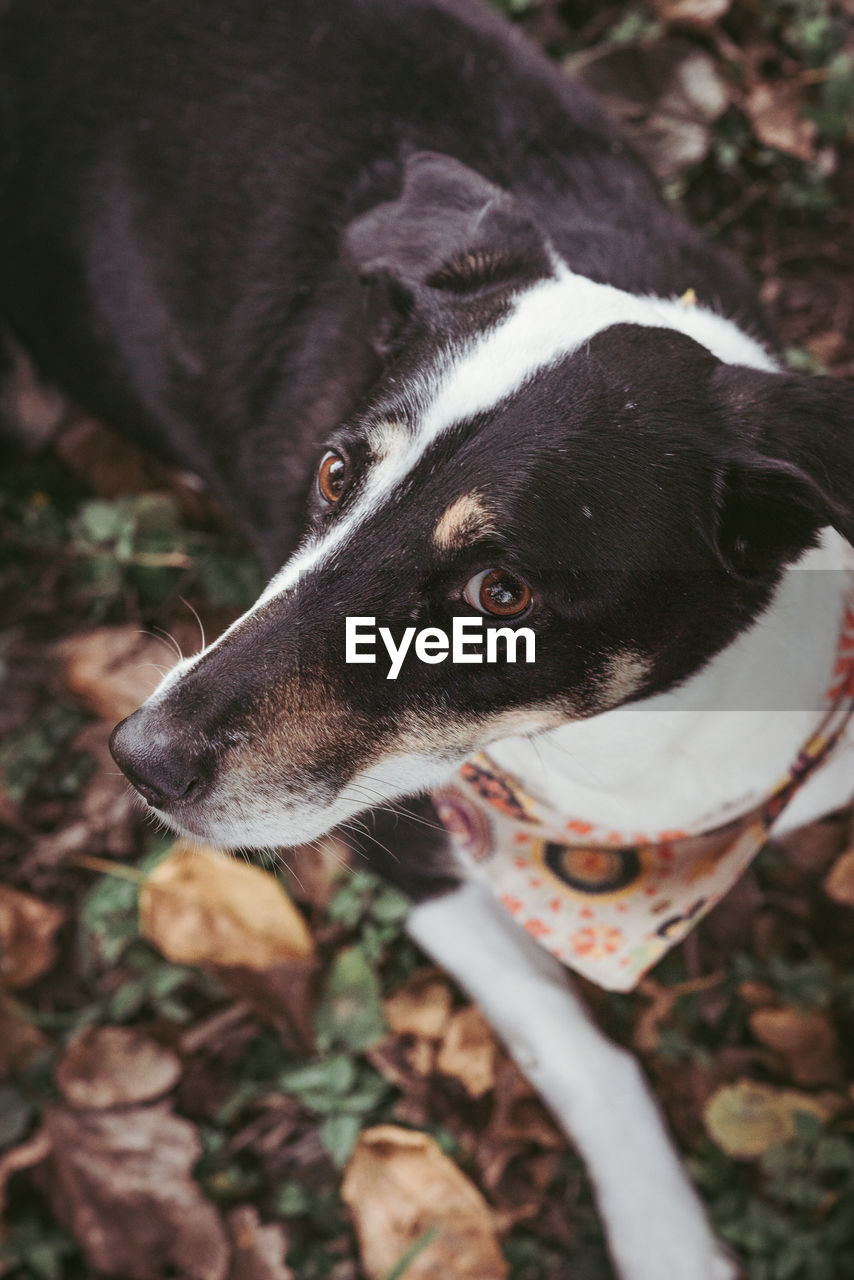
left=4, top=1, right=854, bottom=1276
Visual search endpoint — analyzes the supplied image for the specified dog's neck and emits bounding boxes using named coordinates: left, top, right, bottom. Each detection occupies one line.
left=487, top=528, right=854, bottom=838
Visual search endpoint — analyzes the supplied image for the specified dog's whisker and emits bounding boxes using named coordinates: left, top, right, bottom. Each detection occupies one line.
left=151, top=625, right=184, bottom=663
left=179, top=595, right=207, bottom=654
left=134, top=661, right=171, bottom=679
left=138, top=628, right=182, bottom=664
left=344, top=780, right=447, bottom=835
left=340, top=817, right=401, bottom=866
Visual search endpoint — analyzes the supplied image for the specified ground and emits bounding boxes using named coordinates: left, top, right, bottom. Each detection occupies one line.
left=2, top=2, right=854, bottom=1278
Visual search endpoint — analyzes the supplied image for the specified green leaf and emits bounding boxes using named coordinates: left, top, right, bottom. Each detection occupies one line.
left=370, top=887, right=411, bottom=925
left=272, top=1182, right=312, bottom=1217
left=320, top=1112, right=362, bottom=1168
left=313, top=945, right=387, bottom=1053
left=280, top=1054, right=357, bottom=1101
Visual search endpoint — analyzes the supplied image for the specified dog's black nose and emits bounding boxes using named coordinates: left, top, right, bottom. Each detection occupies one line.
left=110, top=711, right=201, bottom=809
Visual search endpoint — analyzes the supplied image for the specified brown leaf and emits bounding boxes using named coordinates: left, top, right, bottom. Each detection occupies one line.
left=749, top=1007, right=840, bottom=1086
left=0, top=993, right=48, bottom=1079
left=140, top=844, right=317, bottom=1041
left=383, top=970, right=453, bottom=1040
left=745, top=81, right=817, bottom=162
left=140, top=843, right=315, bottom=969
left=567, top=40, right=729, bottom=180
left=215, top=961, right=317, bottom=1050
left=704, top=1079, right=831, bottom=1159
left=824, top=846, right=854, bottom=906
left=488, top=1060, right=562, bottom=1150
left=0, top=885, right=64, bottom=989
left=279, top=837, right=352, bottom=911
left=342, top=1125, right=507, bottom=1280
left=436, top=1006, right=498, bottom=1099
left=56, top=1026, right=182, bottom=1108
left=227, top=1206, right=294, bottom=1280
left=42, top=1102, right=230, bottom=1280
left=57, top=625, right=181, bottom=722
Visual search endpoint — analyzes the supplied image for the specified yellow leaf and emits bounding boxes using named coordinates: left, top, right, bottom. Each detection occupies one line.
left=383, top=971, right=453, bottom=1040
left=436, top=1006, right=497, bottom=1100
left=824, top=847, right=854, bottom=908
left=704, top=1079, right=831, bottom=1159
left=342, top=1125, right=507, bottom=1280
left=140, top=843, right=314, bottom=970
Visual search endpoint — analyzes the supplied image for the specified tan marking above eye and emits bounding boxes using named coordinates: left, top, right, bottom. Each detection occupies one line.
left=433, top=492, right=496, bottom=550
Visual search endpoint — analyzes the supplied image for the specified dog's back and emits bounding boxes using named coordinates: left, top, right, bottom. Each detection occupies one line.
left=0, top=0, right=771, bottom=565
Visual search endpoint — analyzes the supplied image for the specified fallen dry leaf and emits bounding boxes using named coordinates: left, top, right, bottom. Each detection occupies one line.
left=750, top=1007, right=840, bottom=1086
left=57, top=625, right=181, bottom=722
left=56, top=1026, right=182, bottom=1108
left=824, top=846, right=854, bottom=906
left=704, top=1079, right=832, bottom=1159
left=212, top=962, right=317, bottom=1050
left=745, top=81, right=816, bottom=162
left=342, top=1125, right=507, bottom=1280
left=140, top=842, right=315, bottom=969
left=141, top=843, right=317, bottom=1043
left=567, top=39, right=729, bottom=179
left=42, top=1101, right=230, bottom=1280
left=0, top=885, right=64, bottom=989
left=0, top=993, right=48, bottom=1078
left=279, top=836, right=353, bottom=911
left=436, top=1006, right=498, bottom=1099
left=488, top=1060, right=562, bottom=1151
left=227, top=1206, right=294, bottom=1280
left=383, top=970, right=453, bottom=1040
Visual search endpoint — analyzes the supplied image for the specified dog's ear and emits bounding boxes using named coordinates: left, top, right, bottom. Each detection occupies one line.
left=711, top=362, right=854, bottom=574
left=343, top=151, right=549, bottom=310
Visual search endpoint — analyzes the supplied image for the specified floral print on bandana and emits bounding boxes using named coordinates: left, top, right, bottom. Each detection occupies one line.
left=434, top=591, right=854, bottom=991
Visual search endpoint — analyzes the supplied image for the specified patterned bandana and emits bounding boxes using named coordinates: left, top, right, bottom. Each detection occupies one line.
left=435, top=593, right=854, bottom=992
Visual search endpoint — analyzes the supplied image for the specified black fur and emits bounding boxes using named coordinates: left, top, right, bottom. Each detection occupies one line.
left=3, top=0, right=854, bottom=901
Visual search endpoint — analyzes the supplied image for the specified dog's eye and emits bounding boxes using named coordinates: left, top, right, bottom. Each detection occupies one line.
left=316, top=449, right=348, bottom=503
left=463, top=569, right=532, bottom=617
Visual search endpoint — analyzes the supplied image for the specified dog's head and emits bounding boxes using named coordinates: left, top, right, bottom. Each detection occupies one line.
left=110, top=152, right=854, bottom=848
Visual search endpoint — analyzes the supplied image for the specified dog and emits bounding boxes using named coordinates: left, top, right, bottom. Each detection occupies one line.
left=3, top=1, right=854, bottom=1276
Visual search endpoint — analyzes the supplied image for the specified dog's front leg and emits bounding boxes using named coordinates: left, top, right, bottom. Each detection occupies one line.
left=407, top=878, right=737, bottom=1280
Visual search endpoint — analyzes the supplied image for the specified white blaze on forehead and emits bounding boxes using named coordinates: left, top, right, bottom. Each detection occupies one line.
left=257, top=268, right=776, bottom=605
left=152, top=263, right=779, bottom=690
left=365, top=419, right=408, bottom=461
